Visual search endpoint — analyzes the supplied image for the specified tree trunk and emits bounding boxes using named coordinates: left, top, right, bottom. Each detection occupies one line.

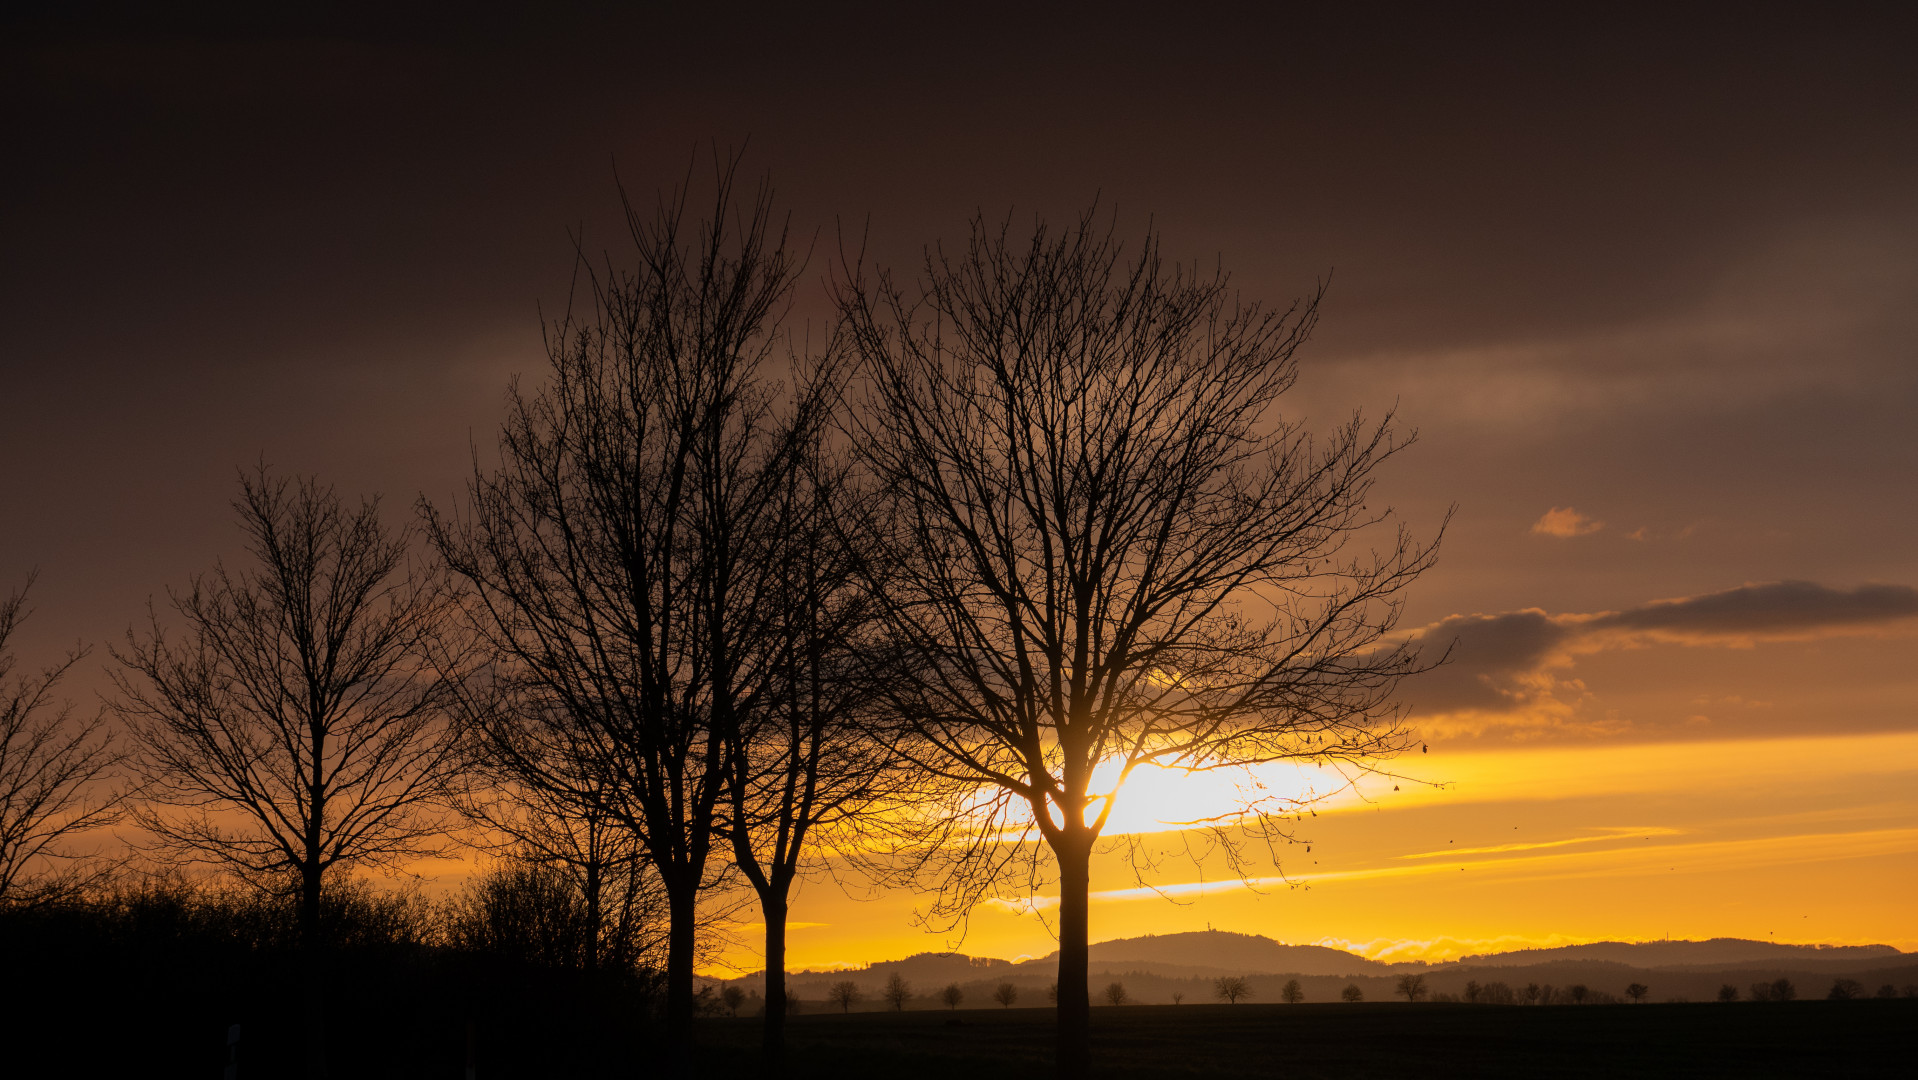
left=301, top=860, right=327, bottom=1079
left=584, top=858, right=602, bottom=972
left=663, top=875, right=699, bottom=1077
left=1055, top=830, right=1091, bottom=1080
left=760, top=892, right=788, bottom=1061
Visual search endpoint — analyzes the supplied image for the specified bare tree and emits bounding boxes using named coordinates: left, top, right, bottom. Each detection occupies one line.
left=1341, top=984, right=1363, bottom=1003
left=453, top=765, right=667, bottom=974
left=112, top=469, right=460, bottom=1077
left=1214, top=976, right=1252, bottom=1004
left=1171, top=991, right=1185, bottom=1005
left=1395, top=974, right=1427, bottom=1002
left=993, top=981, right=1019, bottom=1007
left=1626, top=982, right=1649, bottom=1004
left=0, top=576, right=122, bottom=908
left=1282, top=978, right=1304, bottom=1004
left=425, top=158, right=802, bottom=1072
left=721, top=985, right=748, bottom=1016
left=884, top=972, right=912, bottom=1011
left=1717, top=983, right=1738, bottom=1002
left=829, top=980, right=861, bottom=1012
left=840, top=209, right=1441, bottom=1079
left=1103, top=981, right=1127, bottom=1006
left=441, top=855, right=663, bottom=972
left=941, top=981, right=965, bottom=1009
left=1769, top=978, right=1796, bottom=1002
left=719, top=424, right=917, bottom=1058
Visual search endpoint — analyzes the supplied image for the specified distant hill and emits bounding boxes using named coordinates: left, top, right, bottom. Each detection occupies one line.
left=1456, top=939, right=1905, bottom=970
left=731, top=933, right=1910, bottom=1000
left=1031, top=931, right=1395, bottom=977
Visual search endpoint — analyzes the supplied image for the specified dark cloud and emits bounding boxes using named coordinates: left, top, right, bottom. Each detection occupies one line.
left=1591, top=581, right=1918, bottom=642
left=1401, top=582, right=1918, bottom=724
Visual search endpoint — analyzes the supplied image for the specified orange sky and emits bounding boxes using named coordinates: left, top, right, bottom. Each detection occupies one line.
left=7, top=8, right=1915, bottom=976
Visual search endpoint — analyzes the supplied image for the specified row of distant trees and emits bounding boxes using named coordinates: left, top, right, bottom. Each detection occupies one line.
left=0, top=154, right=1441, bottom=1080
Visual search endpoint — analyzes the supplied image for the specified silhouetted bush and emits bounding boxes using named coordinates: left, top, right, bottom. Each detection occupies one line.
left=0, top=874, right=662, bottom=1077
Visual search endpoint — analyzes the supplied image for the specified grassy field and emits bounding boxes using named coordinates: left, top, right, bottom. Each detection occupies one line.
left=699, top=1000, right=1914, bottom=1079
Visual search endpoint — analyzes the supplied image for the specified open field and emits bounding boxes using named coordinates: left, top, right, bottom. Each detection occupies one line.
left=701, top=1000, right=1915, bottom=1079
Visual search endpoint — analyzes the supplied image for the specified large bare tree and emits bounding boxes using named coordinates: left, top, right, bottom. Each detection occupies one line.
left=112, top=469, right=461, bottom=1078
left=0, top=576, right=121, bottom=908
left=425, top=158, right=807, bottom=1074
left=718, top=435, right=920, bottom=1058
left=838, top=210, right=1443, bottom=1079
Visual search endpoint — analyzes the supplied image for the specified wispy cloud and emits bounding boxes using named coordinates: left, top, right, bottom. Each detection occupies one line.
left=1395, top=826, right=1684, bottom=860
left=1530, top=507, right=1604, bottom=537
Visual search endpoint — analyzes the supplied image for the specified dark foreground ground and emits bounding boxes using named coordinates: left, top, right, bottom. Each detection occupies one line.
left=703, top=1000, right=1914, bottom=1080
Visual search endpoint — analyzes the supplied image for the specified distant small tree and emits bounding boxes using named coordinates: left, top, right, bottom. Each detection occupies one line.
left=1538, top=984, right=1557, bottom=1005
left=1214, top=976, right=1253, bottom=1004
left=884, top=973, right=912, bottom=1011
left=941, top=982, right=964, bottom=1009
left=1568, top=984, right=1589, bottom=1005
left=993, top=982, right=1018, bottom=1007
left=1625, top=983, right=1648, bottom=1004
left=1748, top=981, right=1772, bottom=1002
left=829, top=980, right=861, bottom=1012
left=1103, top=981, right=1128, bottom=1006
left=1480, top=981, right=1516, bottom=1006
left=1047, top=982, right=1059, bottom=1004
left=1827, top=979, right=1863, bottom=1001
left=1523, top=983, right=1541, bottom=1005
left=1874, top=984, right=1897, bottom=1000
left=0, top=577, right=122, bottom=909
left=1463, top=980, right=1482, bottom=1003
left=1770, top=978, right=1796, bottom=1002
left=1717, top=984, right=1738, bottom=1002
left=1281, top=979, right=1304, bottom=1004
left=721, top=986, right=747, bottom=1016
left=1341, top=984, right=1363, bottom=1003
left=1171, top=991, right=1185, bottom=1005
left=1395, top=974, right=1427, bottom=1002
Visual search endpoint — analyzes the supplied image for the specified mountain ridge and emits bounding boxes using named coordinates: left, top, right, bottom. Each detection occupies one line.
left=753, top=930, right=1908, bottom=982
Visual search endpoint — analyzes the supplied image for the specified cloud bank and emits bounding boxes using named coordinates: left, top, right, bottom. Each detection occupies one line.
left=1401, top=581, right=1918, bottom=732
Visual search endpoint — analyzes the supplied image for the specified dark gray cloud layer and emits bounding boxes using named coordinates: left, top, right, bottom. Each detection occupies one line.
left=1402, top=582, right=1918, bottom=721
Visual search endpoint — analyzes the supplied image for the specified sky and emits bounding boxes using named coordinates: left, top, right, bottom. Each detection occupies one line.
left=4, top=4, right=1915, bottom=968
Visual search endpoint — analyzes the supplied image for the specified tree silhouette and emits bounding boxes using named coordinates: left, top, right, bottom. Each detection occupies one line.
left=1282, top=979, right=1304, bottom=1004
left=1770, top=978, right=1796, bottom=1002
left=829, top=980, right=861, bottom=1012
left=1626, top=983, right=1648, bottom=1004
left=1717, top=984, right=1738, bottom=1002
left=1104, top=981, right=1128, bottom=1006
left=1396, top=974, right=1427, bottom=1002
left=941, top=981, right=964, bottom=1009
left=425, top=159, right=804, bottom=1073
left=884, top=973, right=912, bottom=1011
left=1341, top=984, right=1363, bottom=1003
left=1827, top=979, right=1863, bottom=1001
left=1171, top=991, right=1185, bottom=1005
left=114, top=469, right=461, bottom=1078
left=994, top=982, right=1019, bottom=1007
left=0, top=576, right=122, bottom=908
left=840, top=206, right=1441, bottom=1080
left=1214, top=976, right=1253, bottom=1004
